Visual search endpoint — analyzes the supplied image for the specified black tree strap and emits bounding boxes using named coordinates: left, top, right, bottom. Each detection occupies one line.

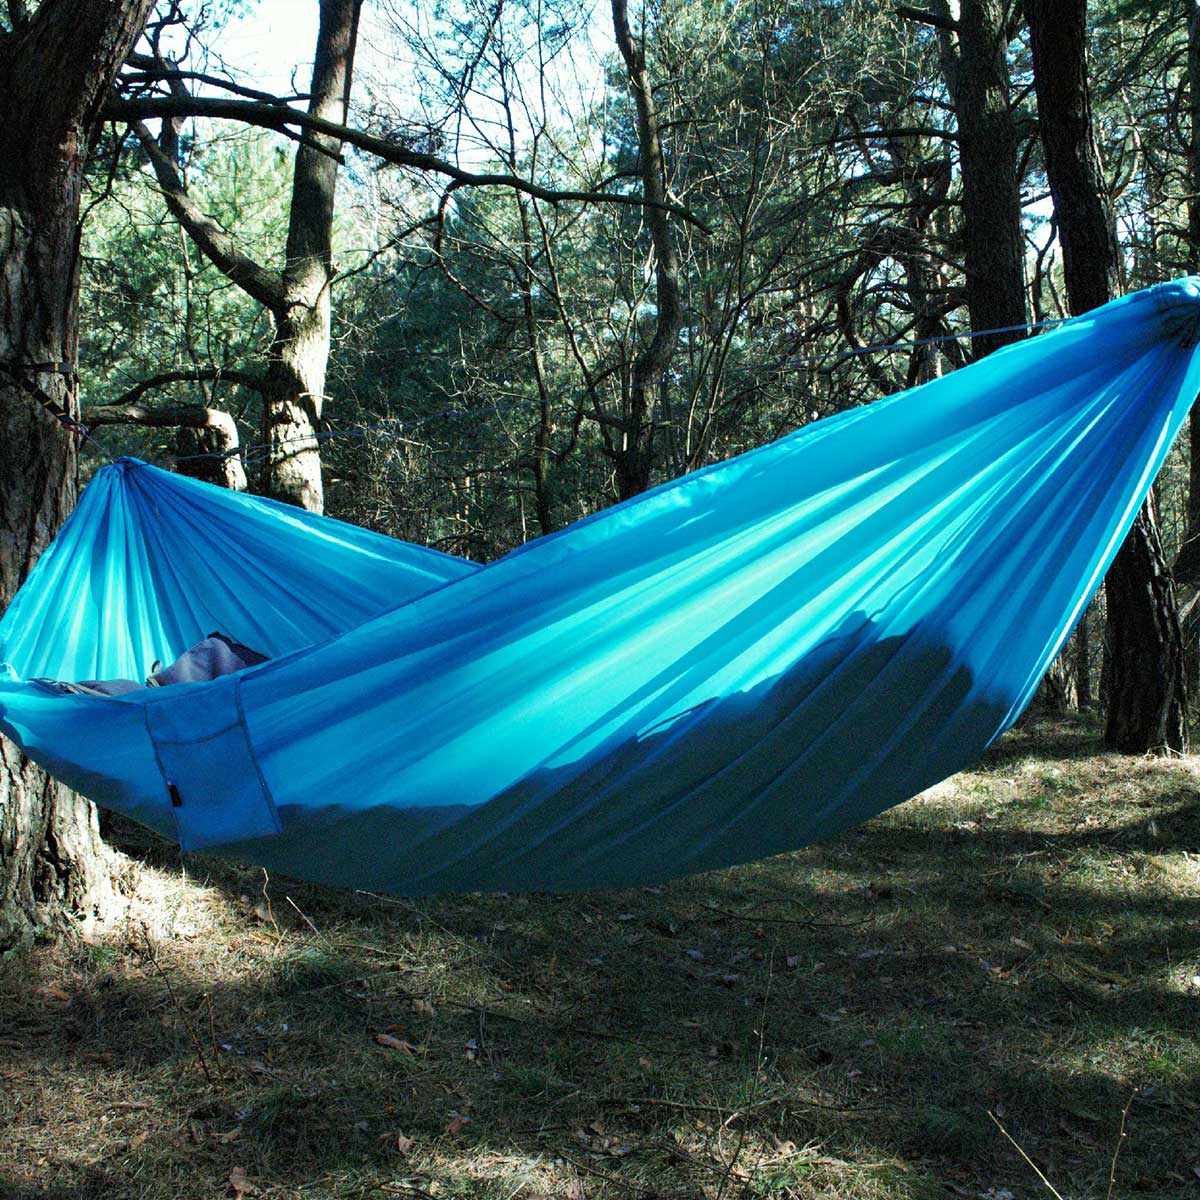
left=0, top=359, right=86, bottom=434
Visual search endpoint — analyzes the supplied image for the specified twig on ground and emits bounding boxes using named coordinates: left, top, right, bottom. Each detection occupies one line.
left=1106, top=1090, right=1137, bottom=1200
left=140, top=925, right=220, bottom=1087
left=285, top=894, right=331, bottom=946
left=716, top=948, right=774, bottom=1197
left=555, top=1150, right=644, bottom=1193
left=259, top=868, right=282, bottom=942
left=205, top=992, right=223, bottom=1079
left=989, top=1110, right=1065, bottom=1200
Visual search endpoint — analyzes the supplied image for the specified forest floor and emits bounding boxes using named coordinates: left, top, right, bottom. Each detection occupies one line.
left=1, top=715, right=1198, bottom=1200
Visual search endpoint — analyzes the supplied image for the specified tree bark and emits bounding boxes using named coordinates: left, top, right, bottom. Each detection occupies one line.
left=1102, top=504, right=1187, bottom=751
left=259, top=0, right=361, bottom=511
left=1025, top=0, right=1187, bottom=754
left=0, top=0, right=156, bottom=947
left=611, top=0, right=683, bottom=499
left=173, top=416, right=247, bottom=490
left=130, top=0, right=360, bottom=512
left=84, top=401, right=247, bottom=490
left=1174, top=3, right=1200, bottom=589
left=1171, top=3, right=1200, bottom=698
left=945, top=0, right=1029, bottom=358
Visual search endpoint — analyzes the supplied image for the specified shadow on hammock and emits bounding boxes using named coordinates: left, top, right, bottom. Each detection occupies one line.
left=226, top=614, right=1012, bottom=896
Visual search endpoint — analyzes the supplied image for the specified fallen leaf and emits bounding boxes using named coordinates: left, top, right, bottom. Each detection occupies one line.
left=228, top=1166, right=255, bottom=1197
left=446, top=1113, right=469, bottom=1136
left=412, top=997, right=436, bottom=1017
left=375, top=1032, right=420, bottom=1054
left=394, top=1131, right=415, bottom=1155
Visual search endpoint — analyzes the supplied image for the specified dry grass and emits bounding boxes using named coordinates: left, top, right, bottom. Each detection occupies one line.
left=1, top=715, right=1198, bottom=1200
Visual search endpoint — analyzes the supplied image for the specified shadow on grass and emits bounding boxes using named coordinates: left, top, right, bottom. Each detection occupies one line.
left=2, top=715, right=1198, bottom=1199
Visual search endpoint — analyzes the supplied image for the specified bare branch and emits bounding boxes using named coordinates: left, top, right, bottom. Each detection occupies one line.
left=329, top=216, right=439, bottom=287
left=84, top=401, right=231, bottom=428
left=122, top=52, right=303, bottom=105
left=130, top=118, right=284, bottom=309
left=96, top=367, right=263, bottom=412
left=896, top=5, right=958, bottom=33
left=105, top=94, right=712, bottom=232
left=821, top=126, right=957, bottom=146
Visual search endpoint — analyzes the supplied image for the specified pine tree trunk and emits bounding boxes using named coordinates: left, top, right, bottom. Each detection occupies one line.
left=1173, top=2, right=1200, bottom=692
left=611, top=0, right=682, bottom=501
left=1074, top=613, right=1093, bottom=708
left=1025, top=0, right=1187, bottom=753
left=0, top=205, right=117, bottom=954
left=1103, top=505, right=1187, bottom=752
left=0, top=326, right=112, bottom=947
left=260, top=0, right=360, bottom=512
left=0, top=0, right=157, bottom=946
left=952, top=0, right=1028, bottom=358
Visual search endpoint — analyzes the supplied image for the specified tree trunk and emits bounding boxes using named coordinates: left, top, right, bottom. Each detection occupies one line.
left=84, top=401, right=248, bottom=490
left=1173, top=2, right=1200, bottom=695
left=1179, top=0, right=1200, bottom=585
left=174, top=412, right=247, bottom=490
left=0, top=0, right=156, bottom=946
left=950, top=0, right=1029, bottom=358
left=1074, top=612, right=1092, bottom=708
left=259, top=0, right=361, bottom=512
left=1103, top=505, right=1187, bottom=751
left=611, top=0, right=683, bottom=500
left=1025, top=0, right=1187, bottom=753
left=0, top=348, right=110, bottom=947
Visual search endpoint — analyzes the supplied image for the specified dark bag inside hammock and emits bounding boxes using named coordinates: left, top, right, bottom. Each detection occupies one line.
left=36, top=632, right=268, bottom=697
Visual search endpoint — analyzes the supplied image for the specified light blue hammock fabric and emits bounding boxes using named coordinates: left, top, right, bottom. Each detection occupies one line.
left=3, top=279, right=1200, bottom=894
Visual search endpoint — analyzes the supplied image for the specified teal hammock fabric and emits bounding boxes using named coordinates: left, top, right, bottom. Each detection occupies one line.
left=3, top=279, right=1200, bottom=894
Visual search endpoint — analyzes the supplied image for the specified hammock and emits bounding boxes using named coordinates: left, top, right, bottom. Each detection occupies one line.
left=2, top=279, right=1199, bottom=894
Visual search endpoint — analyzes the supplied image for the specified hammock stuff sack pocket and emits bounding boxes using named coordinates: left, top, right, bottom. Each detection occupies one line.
left=143, top=676, right=281, bottom=850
